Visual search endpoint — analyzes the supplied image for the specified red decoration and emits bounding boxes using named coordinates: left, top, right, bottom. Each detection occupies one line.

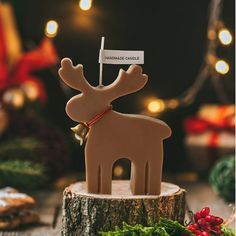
left=0, top=14, right=58, bottom=102
left=184, top=105, right=235, bottom=173
left=0, top=18, right=7, bottom=87
left=184, top=115, right=234, bottom=149
left=184, top=116, right=234, bottom=135
left=187, top=207, right=224, bottom=236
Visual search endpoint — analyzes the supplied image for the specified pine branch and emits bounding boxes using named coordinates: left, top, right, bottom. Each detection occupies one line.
left=0, top=160, right=47, bottom=189
left=0, top=137, right=44, bottom=161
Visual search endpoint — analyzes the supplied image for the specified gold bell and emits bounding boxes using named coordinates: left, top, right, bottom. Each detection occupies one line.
left=71, top=123, right=89, bottom=146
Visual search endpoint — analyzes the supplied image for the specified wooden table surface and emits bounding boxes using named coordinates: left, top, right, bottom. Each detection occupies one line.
left=0, top=181, right=234, bottom=235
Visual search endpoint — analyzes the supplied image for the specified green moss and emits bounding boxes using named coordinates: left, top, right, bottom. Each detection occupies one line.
left=99, top=218, right=193, bottom=236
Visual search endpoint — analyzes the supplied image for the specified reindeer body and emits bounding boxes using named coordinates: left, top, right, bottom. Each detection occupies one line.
left=59, top=58, right=171, bottom=195
left=86, top=110, right=171, bottom=195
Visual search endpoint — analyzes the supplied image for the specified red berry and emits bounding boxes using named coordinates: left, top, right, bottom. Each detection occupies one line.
left=212, top=225, right=220, bottom=231
left=195, top=230, right=202, bottom=236
left=198, top=218, right=206, bottom=226
left=212, top=225, right=221, bottom=235
left=194, top=212, right=202, bottom=220
left=201, top=231, right=210, bottom=236
left=215, top=217, right=224, bottom=225
left=193, top=223, right=199, bottom=228
left=187, top=224, right=198, bottom=232
left=215, top=230, right=221, bottom=235
left=200, top=207, right=210, bottom=217
left=187, top=225, right=193, bottom=230
left=202, top=223, right=211, bottom=231
left=205, top=215, right=215, bottom=223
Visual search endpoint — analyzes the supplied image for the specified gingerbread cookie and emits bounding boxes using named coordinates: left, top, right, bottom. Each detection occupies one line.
left=0, top=211, right=39, bottom=230
left=0, top=187, right=39, bottom=229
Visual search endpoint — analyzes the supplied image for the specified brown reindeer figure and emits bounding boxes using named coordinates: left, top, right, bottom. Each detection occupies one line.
left=59, top=58, right=171, bottom=195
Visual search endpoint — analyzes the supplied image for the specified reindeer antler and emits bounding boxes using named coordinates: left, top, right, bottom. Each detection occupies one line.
left=58, top=58, right=92, bottom=92
left=103, top=65, right=148, bottom=101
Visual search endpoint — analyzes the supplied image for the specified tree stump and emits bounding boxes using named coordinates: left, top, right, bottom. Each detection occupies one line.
left=61, top=181, right=186, bottom=236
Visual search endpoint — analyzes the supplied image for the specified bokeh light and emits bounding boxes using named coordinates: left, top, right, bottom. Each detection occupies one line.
left=218, top=28, right=232, bottom=45
left=79, top=0, right=92, bottom=11
left=22, top=81, right=39, bottom=101
left=208, top=29, right=217, bottom=40
left=45, top=20, right=59, bottom=38
left=114, top=165, right=124, bottom=177
left=147, top=99, right=165, bottom=113
left=3, top=88, right=25, bottom=108
left=215, top=60, right=229, bottom=75
left=167, top=99, right=179, bottom=109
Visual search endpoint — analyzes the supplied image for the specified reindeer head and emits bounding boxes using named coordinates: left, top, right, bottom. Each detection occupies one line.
left=58, top=58, right=148, bottom=123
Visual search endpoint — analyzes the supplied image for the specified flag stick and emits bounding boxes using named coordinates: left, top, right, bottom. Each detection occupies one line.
left=99, top=36, right=105, bottom=86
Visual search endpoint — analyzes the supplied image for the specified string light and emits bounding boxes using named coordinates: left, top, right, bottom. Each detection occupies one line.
left=114, top=165, right=124, bottom=177
left=147, top=99, right=165, bottom=113
left=218, top=28, right=232, bottom=45
left=45, top=20, right=59, bottom=38
left=21, top=81, right=39, bottom=101
left=143, top=0, right=234, bottom=116
left=215, top=60, right=230, bottom=75
left=208, top=29, right=217, bottom=40
left=79, top=0, right=92, bottom=11
left=3, top=88, right=25, bottom=108
left=166, top=99, right=179, bottom=109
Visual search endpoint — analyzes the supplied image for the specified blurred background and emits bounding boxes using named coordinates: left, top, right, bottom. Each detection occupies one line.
left=0, top=0, right=234, bottom=202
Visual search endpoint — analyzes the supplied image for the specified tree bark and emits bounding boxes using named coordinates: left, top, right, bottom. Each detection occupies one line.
left=61, top=181, right=186, bottom=236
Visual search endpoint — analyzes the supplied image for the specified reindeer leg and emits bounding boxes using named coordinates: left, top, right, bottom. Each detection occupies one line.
left=147, top=143, right=163, bottom=195
left=100, top=161, right=112, bottom=194
left=130, top=161, right=146, bottom=195
left=86, top=160, right=100, bottom=194
left=130, top=162, right=135, bottom=194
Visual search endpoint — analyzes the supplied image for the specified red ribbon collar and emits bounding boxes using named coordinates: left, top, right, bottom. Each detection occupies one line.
left=86, top=105, right=112, bottom=128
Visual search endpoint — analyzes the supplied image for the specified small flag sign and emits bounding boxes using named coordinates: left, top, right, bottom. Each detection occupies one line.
left=98, top=37, right=144, bottom=86
left=99, top=49, right=144, bottom=65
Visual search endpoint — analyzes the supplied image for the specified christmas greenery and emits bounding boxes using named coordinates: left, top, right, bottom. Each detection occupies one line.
left=9, top=115, right=70, bottom=180
left=0, top=130, right=69, bottom=188
left=221, top=225, right=235, bottom=236
left=209, top=155, right=235, bottom=202
left=0, top=137, right=48, bottom=188
left=0, top=160, right=47, bottom=189
left=99, top=218, right=193, bottom=236
left=0, top=137, right=43, bottom=161
left=99, top=216, right=235, bottom=236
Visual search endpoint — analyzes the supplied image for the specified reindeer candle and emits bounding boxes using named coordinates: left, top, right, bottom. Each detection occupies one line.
left=59, top=58, right=171, bottom=195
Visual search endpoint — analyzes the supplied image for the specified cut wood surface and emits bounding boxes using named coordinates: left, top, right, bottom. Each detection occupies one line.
left=62, top=181, right=186, bottom=236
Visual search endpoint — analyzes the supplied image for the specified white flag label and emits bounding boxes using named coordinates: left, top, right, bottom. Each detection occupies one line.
left=99, top=50, right=144, bottom=65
